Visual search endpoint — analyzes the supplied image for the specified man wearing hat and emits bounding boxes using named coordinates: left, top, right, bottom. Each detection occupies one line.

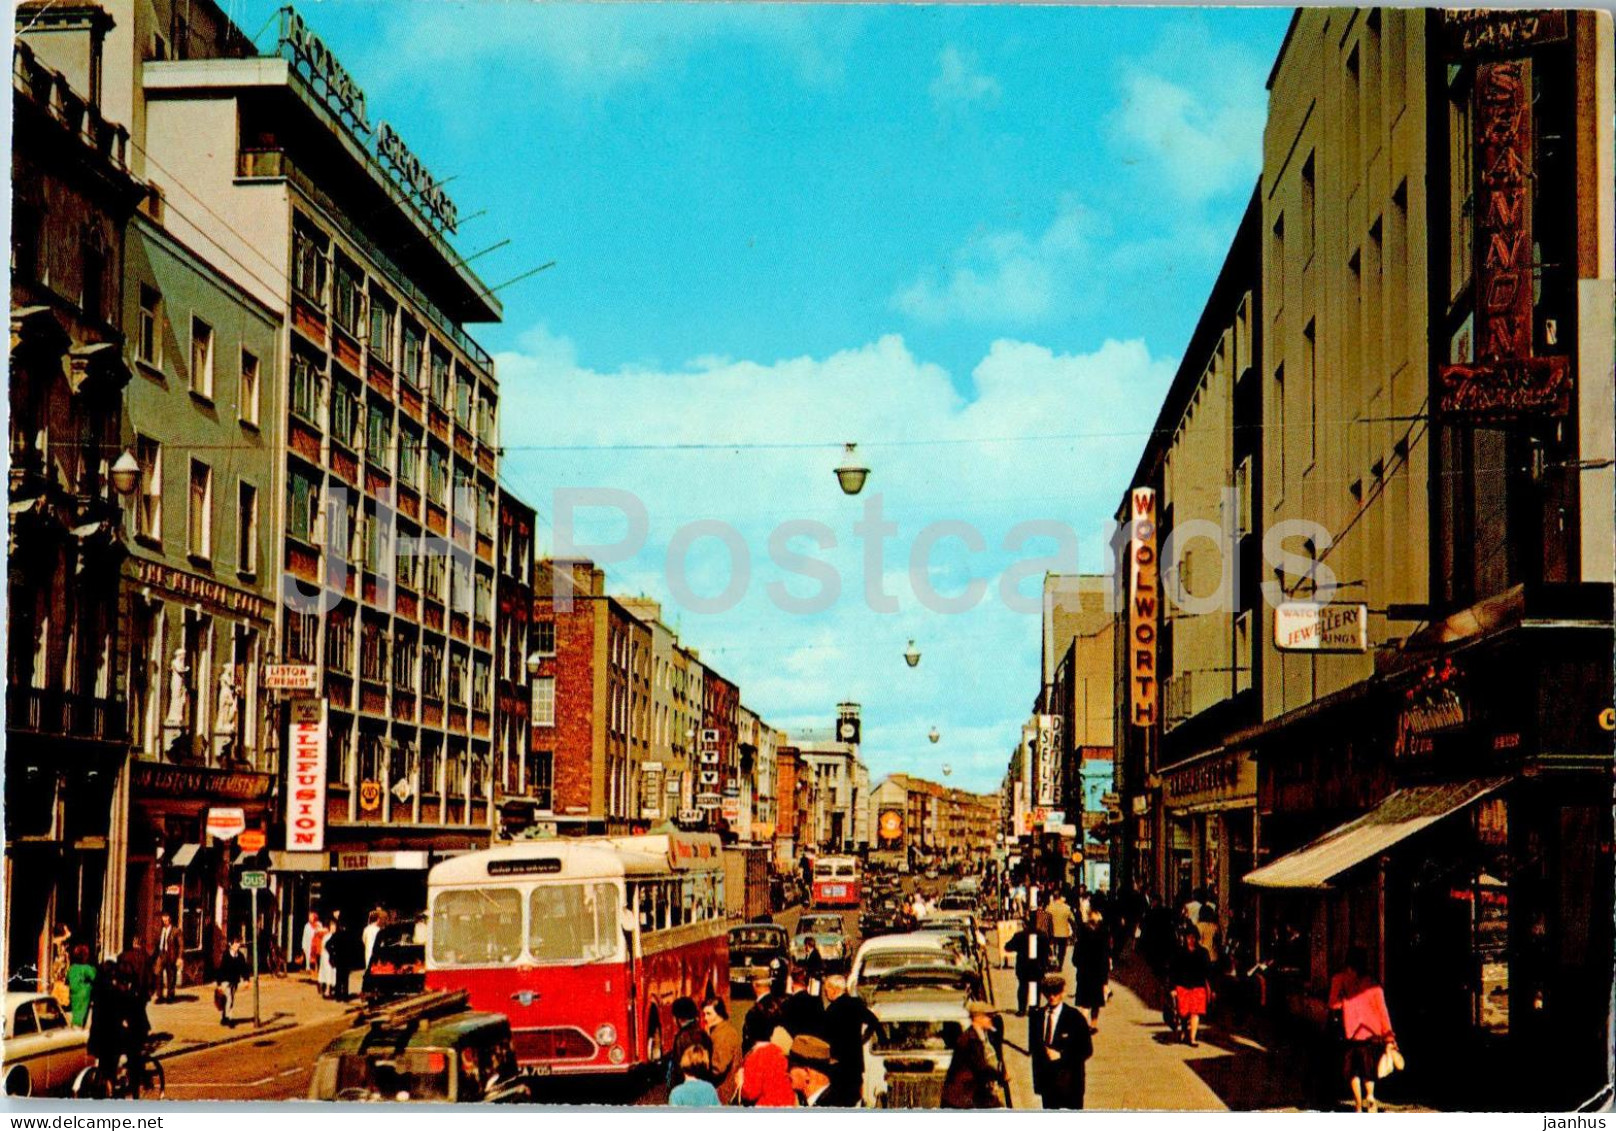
left=1032, top=974, right=1093, bottom=1110
left=787, top=1034, right=839, bottom=1107
left=941, top=1000, right=1009, bottom=1109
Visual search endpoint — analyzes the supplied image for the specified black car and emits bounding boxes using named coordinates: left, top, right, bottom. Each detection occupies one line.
left=859, top=897, right=907, bottom=939
left=728, top=923, right=789, bottom=997
left=363, top=920, right=427, bottom=1001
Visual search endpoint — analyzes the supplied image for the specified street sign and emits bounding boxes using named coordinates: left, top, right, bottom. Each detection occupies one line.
left=238, top=830, right=267, bottom=852
left=206, top=807, right=246, bottom=840
left=240, top=870, right=268, bottom=889
left=264, top=663, right=320, bottom=691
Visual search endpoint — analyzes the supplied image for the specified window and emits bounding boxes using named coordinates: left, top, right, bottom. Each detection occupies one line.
left=362, top=505, right=387, bottom=573
left=361, top=620, right=386, bottom=681
left=138, top=285, right=161, bottom=366
left=453, top=466, right=474, bottom=521
left=292, top=218, right=327, bottom=301
left=1234, top=456, right=1252, bottom=536
left=472, top=657, right=490, bottom=711
left=290, top=350, right=320, bottom=424
left=427, top=446, right=448, bottom=505
left=366, top=401, right=391, bottom=466
left=395, top=526, right=421, bottom=591
left=525, top=749, right=553, bottom=809
left=425, top=545, right=447, bottom=601
left=1272, top=365, right=1286, bottom=497
left=430, top=346, right=450, bottom=407
left=477, top=483, right=495, bottom=534
left=326, top=609, right=353, bottom=675
left=527, top=883, right=620, bottom=964
left=401, top=319, right=425, bottom=387
left=81, top=226, right=107, bottom=323
left=1271, top=213, right=1285, bottom=310
left=287, top=466, right=320, bottom=543
left=534, top=620, right=555, bottom=656
left=1301, top=152, right=1316, bottom=265
left=394, top=633, right=418, bottom=691
left=477, top=393, right=497, bottom=445
left=1304, top=320, right=1318, bottom=467
left=330, top=379, right=361, bottom=450
left=237, top=480, right=258, bottom=575
left=431, top=887, right=522, bottom=966
left=532, top=677, right=555, bottom=726
left=135, top=435, right=162, bottom=540
left=368, top=289, right=395, bottom=366
left=189, top=317, right=214, bottom=399
left=454, top=372, right=472, bottom=427
left=399, top=423, right=421, bottom=483
left=452, top=557, right=473, bottom=616
left=238, top=350, right=260, bottom=426
left=448, top=652, right=467, bottom=705
left=332, top=254, right=362, bottom=335
left=422, top=639, right=444, bottom=698
left=474, top=573, right=492, bottom=623
left=187, top=460, right=212, bottom=559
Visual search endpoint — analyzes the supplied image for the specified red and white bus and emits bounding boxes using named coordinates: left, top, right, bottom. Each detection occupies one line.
left=811, top=854, right=861, bottom=909
left=424, top=832, right=729, bottom=1075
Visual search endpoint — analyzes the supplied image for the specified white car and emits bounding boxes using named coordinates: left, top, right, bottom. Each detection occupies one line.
left=859, top=969, right=980, bottom=1108
left=2, top=993, right=94, bottom=1097
left=847, top=933, right=960, bottom=995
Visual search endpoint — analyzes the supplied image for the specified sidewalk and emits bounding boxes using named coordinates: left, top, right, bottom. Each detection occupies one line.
left=146, top=972, right=361, bottom=1059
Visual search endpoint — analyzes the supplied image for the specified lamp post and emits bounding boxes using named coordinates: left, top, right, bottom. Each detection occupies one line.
left=834, top=443, right=869, bottom=496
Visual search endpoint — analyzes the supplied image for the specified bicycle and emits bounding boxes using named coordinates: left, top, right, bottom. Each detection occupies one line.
left=75, top=1040, right=166, bottom=1100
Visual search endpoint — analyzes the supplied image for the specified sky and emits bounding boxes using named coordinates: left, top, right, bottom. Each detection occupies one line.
left=234, top=1, right=1293, bottom=794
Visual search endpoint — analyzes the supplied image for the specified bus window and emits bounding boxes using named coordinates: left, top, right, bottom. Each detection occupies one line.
left=433, top=888, right=522, bottom=965
left=528, top=882, right=622, bottom=963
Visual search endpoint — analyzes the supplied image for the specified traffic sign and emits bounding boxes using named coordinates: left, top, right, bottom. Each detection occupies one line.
left=240, top=870, right=268, bottom=890
left=239, top=830, right=267, bottom=852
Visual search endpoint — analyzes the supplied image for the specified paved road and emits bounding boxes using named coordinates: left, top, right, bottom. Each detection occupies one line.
left=160, top=1012, right=355, bottom=1101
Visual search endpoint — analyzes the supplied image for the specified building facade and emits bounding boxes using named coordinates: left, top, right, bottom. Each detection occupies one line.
left=8, top=6, right=144, bottom=985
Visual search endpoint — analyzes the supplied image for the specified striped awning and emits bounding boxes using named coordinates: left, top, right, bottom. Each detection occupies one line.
left=1243, top=776, right=1510, bottom=890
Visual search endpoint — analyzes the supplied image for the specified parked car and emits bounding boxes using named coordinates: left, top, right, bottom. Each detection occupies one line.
left=859, top=897, right=907, bottom=939
left=3, top=993, right=94, bottom=1097
left=363, top=919, right=428, bottom=1001
left=848, top=934, right=964, bottom=995
left=936, top=893, right=975, bottom=913
left=791, top=914, right=849, bottom=968
left=309, top=991, right=539, bottom=1103
left=728, top=923, right=789, bottom=997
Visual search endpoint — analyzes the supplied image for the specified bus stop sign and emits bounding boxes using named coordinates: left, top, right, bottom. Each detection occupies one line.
left=240, top=870, right=269, bottom=890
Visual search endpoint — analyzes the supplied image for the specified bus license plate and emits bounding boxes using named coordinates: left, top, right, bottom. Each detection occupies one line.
left=529, top=1064, right=553, bottom=1076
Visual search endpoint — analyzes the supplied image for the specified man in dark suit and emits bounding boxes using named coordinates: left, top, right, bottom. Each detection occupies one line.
left=941, top=1000, right=1009, bottom=1108
left=781, top=966, right=825, bottom=1037
left=1031, top=974, right=1094, bottom=1109
left=1005, top=915, right=1053, bottom=1015
left=821, top=974, right=877, bottom=1106
left=742, top=973, right=784, bottom=1050
left=154, top=913, right=182, bottom=1002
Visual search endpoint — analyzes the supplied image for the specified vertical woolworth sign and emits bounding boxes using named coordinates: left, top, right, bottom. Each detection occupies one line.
left=287, top=699, right=329, bottom=851
left=1129, top=488, right=1159, bottom=727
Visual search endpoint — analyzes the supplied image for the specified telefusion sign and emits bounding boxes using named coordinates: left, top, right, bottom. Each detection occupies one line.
left=287, top=699, right=328, bottom=852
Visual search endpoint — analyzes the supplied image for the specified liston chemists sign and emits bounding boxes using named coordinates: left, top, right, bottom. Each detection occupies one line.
left=287, top=699, right=328, bottom=852
left=1128, top=488, right=1159, bottom=727
left=1274, top=603, right=1369, bottom=652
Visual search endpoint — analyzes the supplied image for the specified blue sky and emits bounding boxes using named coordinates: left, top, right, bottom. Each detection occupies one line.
left=240, top=2, right=1292, bottom=794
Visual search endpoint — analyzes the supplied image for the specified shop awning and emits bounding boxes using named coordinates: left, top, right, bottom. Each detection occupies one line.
left=168, top=843, right=200, bottom=869
left=1243, top=776, right=1510, bottom=890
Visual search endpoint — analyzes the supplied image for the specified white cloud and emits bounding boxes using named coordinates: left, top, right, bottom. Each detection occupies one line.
left=1105, top=26, right=1268, bottom=204
left=494, top=329, right=1173, bottom=791
left=930, top=46, right=1001, bottom=111
left=892, top=197, right=1096, bottom=325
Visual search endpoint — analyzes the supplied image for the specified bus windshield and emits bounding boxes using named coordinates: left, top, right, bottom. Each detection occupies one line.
left=432, top=888, right=523, bottom=966
left=528, top=882, right=622, bottom=963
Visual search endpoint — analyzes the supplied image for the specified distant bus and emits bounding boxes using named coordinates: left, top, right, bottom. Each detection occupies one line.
left=811, top=854, right=861, bottom=909
left=424, top=832, right=728, bottom=1075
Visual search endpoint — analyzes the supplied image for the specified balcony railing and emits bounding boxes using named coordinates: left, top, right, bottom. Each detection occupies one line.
left=7, top=685, right=127, bottom=743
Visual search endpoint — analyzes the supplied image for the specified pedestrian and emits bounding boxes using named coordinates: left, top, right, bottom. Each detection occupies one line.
left=669, top=1042, right=721, bottom=1107
left=785, top=1034, right=838, bottom=1107
left=325, top=914, right=352, bottom=1001
left=154, top=912, right=181, bottom=1003
left=1074, top=908, right=1111, bottom=1031
left=781, top=966, right=825, bottom=1037
left=800, top=936, right=826, bottom=994
left=67, top=945, right=96, bottom=1028
left=1169, top=929, right=1213, bottom=1047
left=739, top=1035, right=796, bottom=1106
left=215, top=938, right=250, bottom=1026
left=701, top=998, right=742, bottom=1103
left=1328, top=947, right=1398, bottom=1113
left=667, top=996, right=711, bottom=1090
left=363, top=909, right=383, bottom=969
left=1005, top=914, right=1053, bottom=1016
left=1031, top=975, right=1093, bottom=1109
left=940, top=1000, right=1008, bottom=1109
left=86, top=960, right=127, bottom=1078
left=314, top=917, right=335, bottom=998
left=300, top=910, right=320, bottom=975
left=1047, top=892, right=1074, bottom=969
left=1197, top=902, right=1222, bottom=965
left=742, top=973, right=784, bottom=1050
left=820, top=974, right=876, bottom=1106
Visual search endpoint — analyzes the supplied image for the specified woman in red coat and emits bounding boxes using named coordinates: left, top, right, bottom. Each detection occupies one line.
left=1328, top=947, right=1397, bottom=1112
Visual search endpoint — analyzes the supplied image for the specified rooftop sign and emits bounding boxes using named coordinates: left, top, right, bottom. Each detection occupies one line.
left=276, top=6, right=460, bottom=235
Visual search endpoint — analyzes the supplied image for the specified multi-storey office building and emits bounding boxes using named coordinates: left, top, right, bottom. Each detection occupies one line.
left=621, top=598, right=681, bottom=823
left=8, top=8, right=144, bottom=986
left=102, top=1, right=505, bottom=925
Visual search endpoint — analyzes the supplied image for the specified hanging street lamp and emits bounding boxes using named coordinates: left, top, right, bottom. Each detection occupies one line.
left=835, top=442, right=869, bottom=496
left=928, top=727, right=940, bottom=744
left=904, top=639, right=921, bottom=668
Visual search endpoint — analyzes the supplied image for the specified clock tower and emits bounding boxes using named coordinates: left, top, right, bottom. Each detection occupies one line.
left=835, top=702, right=861, bottom=747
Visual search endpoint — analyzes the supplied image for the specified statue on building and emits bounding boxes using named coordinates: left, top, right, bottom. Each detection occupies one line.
left=214, top=665, right=239, bottom=765
left=163, top=648, right=191, bottom=761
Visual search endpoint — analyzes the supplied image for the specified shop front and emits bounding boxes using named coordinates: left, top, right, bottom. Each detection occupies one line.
left=1161, top=748, right=1256, bottom=949
left=124, top=761, right=274, bottom=985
